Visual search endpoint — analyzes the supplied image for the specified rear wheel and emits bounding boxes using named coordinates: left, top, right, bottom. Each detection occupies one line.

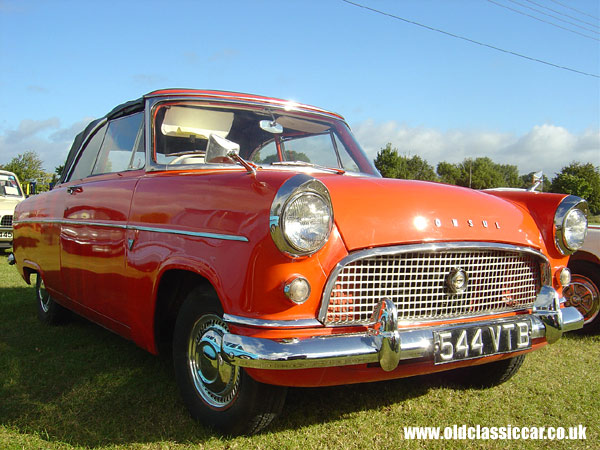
left=446, top=354, right=526, bottom=389
left=35, top=274, right=68, bottom=324
left=564, top=261, right=600, bottom=333
left=172, top=286, right=287, bottom=435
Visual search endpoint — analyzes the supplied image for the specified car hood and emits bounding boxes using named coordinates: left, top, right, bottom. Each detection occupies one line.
left=0, top=197, right=23, bottom=214
left=317, top=175, right=544, bottom=251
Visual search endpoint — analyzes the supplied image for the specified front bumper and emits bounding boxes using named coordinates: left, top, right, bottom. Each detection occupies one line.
left=218, top=286, right=583, bottom=372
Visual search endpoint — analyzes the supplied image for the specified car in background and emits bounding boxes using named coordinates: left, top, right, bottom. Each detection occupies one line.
left=10, top=89, right=587, bottom=435
left=0, top=170, right=25, bottom=250
left=564, top=225, right=600, bottom=332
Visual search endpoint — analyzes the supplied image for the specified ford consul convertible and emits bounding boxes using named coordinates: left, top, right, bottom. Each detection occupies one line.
left=10, top=89, right=587, bottom=434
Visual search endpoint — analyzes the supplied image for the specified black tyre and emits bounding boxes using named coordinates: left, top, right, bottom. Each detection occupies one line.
left=564, top=261, right=600, bottom=333
left=446, top=354, right=526, bottom=389
left=35, top=273, right=68, bottom=324
left=172, top=286, right=287, bottom=435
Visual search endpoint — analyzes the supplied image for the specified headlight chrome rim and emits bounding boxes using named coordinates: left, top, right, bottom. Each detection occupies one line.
left=554, top=195, right=589, bottom=255
left=270, top=174, right=333, bottom=257
left=282, top=191, right=332, bottom=253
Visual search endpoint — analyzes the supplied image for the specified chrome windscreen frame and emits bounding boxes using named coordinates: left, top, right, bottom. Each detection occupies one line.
left=317, top=242, right=551, bottom=326
left=144, top=95, right=347, bottom=174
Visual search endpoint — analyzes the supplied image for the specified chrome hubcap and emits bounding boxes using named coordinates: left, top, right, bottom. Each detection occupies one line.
left=188, top=315, right=240, bottom=409
left=37, top=276, right=51, bottom=313
left=564, top=275, right=600, bottom=325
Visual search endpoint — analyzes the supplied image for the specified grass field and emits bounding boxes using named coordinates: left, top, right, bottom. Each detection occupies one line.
left=1, top=252, right=598, bottom=449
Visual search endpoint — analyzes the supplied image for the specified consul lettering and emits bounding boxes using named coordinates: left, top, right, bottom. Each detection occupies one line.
left=434, top=218, right=501, bottom=229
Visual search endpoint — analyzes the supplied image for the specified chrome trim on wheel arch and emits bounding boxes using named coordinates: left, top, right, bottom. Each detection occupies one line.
left=223, top=314, right=322, bottom=328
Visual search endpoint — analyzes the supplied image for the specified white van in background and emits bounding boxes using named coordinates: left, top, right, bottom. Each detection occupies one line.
left=0, top=170, right=25, bottom=250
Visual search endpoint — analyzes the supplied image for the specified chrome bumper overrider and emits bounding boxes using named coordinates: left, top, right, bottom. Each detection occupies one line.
left=221, top=286, right=583, bottom=372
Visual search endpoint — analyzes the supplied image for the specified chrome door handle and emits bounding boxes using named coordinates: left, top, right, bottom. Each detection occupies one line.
left=67, top=185, right=83, bottom=195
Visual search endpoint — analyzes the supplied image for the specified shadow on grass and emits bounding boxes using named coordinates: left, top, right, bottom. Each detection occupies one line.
left=0, top=284, right=445, bottom=447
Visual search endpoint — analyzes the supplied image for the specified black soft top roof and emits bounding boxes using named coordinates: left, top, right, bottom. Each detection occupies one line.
left=60, top=96, right=145, bottom=183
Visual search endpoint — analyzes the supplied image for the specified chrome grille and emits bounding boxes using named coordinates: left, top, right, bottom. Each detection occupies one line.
left=0, top=215, right=12, bottom=227
left=321, top=244, right=545, bottom=325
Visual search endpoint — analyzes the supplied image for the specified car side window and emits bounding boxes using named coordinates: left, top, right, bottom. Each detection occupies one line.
left=69, top=124, right=108, bottom=181
left=92, top=112, right=144, bottom=175
left=334, top=134, right=359, bottom=172
left=129, top=127, right=145, bottom=170
left=251, top=141, right=279, bottom=164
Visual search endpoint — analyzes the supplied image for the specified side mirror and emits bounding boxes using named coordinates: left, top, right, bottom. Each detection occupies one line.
left=529, top=171, right=544, bottom=192
left=206, top=134, right=240, bottom=164
left=259, top=120, right=283, bottom=134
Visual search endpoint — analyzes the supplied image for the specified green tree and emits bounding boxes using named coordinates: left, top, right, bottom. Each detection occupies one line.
left=374, top=144, right=437, bottom=181
left=497, top=163, right=521, bottom=188
left=1, top=151, right=52, bottom=193
left=437, top=161, right=462, bottom=185
left=374, top=144, right=402, bottom=178
left=467, top=158, right=504, bottom=189
left=436, top=157, right=521, bottom=189
left=51, top=164, right=65, bottom=184
left=551, top=162, right=600, bottom=214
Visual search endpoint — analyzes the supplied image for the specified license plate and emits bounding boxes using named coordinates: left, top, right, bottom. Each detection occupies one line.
left=0, top=231, right=12, bottom=239
left=433, top=318, right=531, bottom=364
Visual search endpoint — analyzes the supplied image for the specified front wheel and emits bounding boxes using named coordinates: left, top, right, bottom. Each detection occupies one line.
left=172, top=286, right=287, bottom=435
left=446, top=354, right=526, bottom=389
left=35, top=273, right=68, bottom=324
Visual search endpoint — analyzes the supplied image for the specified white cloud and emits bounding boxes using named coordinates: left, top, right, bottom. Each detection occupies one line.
left=2, top=116, right=598, bottom=179
left=353, top=120, right=600, bottom=178
left=0, top=118, right=91, bottom=172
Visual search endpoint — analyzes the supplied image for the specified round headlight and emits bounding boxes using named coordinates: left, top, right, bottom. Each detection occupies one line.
left=283, top=192, right=332, bottom=253
left=270, top=174, right=334, bottom=257
left=563, top=208, right=587, bottom=251
left=554, top=196, right=588, bottom=255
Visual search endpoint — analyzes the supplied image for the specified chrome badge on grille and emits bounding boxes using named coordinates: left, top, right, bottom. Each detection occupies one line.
left=446, top=267, right=469, bottom=294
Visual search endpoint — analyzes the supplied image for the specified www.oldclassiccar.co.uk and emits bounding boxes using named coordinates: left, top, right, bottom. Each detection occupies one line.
left=402, top=424, right=587, bottom=441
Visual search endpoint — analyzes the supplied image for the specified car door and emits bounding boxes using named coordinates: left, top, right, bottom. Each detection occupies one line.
left=60, top=112, right=145, bottom=333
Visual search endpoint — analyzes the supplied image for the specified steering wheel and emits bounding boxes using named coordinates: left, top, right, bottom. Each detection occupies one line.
left=168, top=153, right=204, bottom=165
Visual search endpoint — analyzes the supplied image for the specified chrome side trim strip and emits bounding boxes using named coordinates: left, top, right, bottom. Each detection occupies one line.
left=14, top=218, right=127, bottom=229
left=223, top=314, right=322, bottom=329
left=130, top=225, right=248, bottom=242
left=13, top=219, right=248, bottom=242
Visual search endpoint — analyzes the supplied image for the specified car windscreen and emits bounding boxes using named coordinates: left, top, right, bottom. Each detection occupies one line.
left=0, top=174, right=23, bottom=197
left=153, top=103, right=374, bottom=174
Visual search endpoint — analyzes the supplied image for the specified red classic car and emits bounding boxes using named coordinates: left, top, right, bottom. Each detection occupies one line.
left=10, top=89, right=587, bottom=435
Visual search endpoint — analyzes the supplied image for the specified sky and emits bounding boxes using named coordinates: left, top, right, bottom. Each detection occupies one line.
left=1, top=0, right=598, bottom=179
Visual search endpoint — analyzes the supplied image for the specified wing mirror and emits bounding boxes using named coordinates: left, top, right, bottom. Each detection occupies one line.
left=206, top=134, right=240, bottom=164
left=259, top=119, right=283, bottom=134
left=529, top=171, right=544, bottom=192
